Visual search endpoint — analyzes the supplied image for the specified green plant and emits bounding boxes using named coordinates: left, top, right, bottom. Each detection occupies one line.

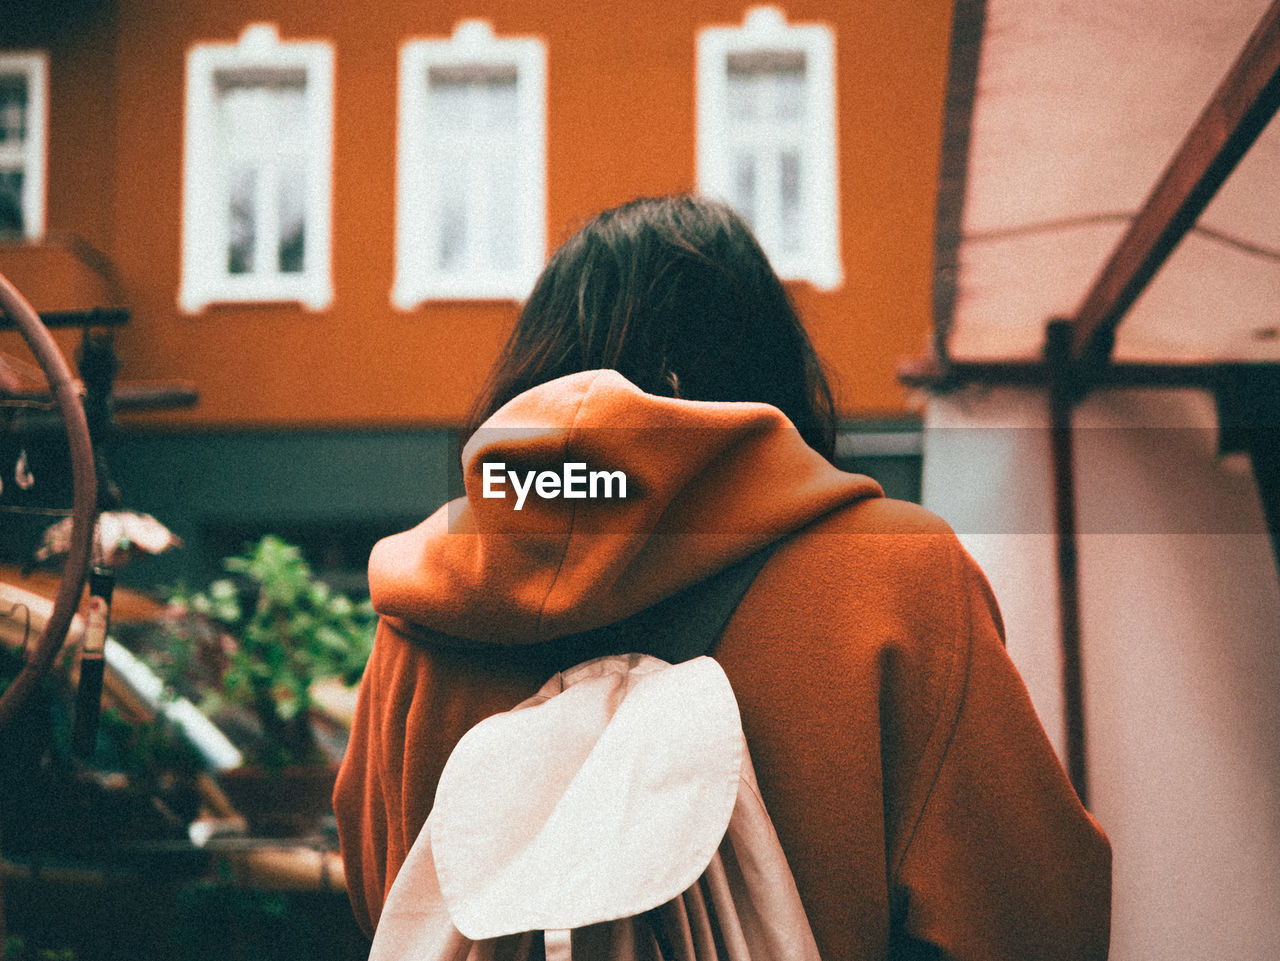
left=160, top=535, right=375, bottom=768
left=3, top=935, right=77, bottom=961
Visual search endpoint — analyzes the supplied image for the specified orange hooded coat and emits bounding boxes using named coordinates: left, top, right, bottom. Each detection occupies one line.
left=334, top=370, right=1111, bottom=959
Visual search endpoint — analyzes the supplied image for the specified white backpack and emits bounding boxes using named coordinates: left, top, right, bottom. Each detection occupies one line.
left=369, top=651, right=822, bottom=961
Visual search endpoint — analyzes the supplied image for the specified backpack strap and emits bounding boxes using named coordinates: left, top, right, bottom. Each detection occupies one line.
left=531, top=540, right=782, bottom=675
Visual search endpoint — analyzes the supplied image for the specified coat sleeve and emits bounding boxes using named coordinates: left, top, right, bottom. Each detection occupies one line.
left=891, top=545, right=1112, bottom=960
left=333, top=624, right=391, bottom=940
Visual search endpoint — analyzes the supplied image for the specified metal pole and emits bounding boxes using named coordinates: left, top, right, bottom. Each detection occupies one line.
left=1046, top=320, right=1089, bottom=805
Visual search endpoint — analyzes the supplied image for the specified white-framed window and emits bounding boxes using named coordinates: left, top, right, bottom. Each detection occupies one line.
left=180, top=24, right=333, bottom=313
left=697, top=6, right=841, bottom=290
left=393, top=20, right=546, bottom=306
left=0, top=51, right=49, bottom=241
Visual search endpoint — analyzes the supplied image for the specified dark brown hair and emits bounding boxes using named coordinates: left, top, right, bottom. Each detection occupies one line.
left=467, top=194, right=837, bottom=459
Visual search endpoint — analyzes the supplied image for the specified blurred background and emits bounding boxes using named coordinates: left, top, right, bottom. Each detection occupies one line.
left=1, top=0, right=938, bottom=598
left=2, top=0, right=1278, bottom=958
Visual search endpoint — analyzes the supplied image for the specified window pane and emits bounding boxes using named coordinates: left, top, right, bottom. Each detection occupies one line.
left=438, top=164, right=467, bottom=270
left=278, top=164, right=306, bottom=273
left=773, top=67, right=806, bottom=122
left=726, top=49, right=806, bottom=74
left=428, top=65, right=519, bottom=133
left=733, top=151, right=757, bottom=229
left=218, top=80, right=306, bottom=153
left=216, top=73, right=307, bottom=279
left=0, top=169, right=23, bottom=236
left=227, top=166, right=256, bottom=275
left=486, top=157, right=517, bottom=269
left=726, top=71, right=758, bottom=121
left=426, top=64, right=522, bottom=272
left=725, top=51, right=806, bottom=123
left=779, top=150, right=801, bottom=252
left=486, top=74, right=519, bottom=130
left=0, top=168, right=23, bottom=236
left=427, top=72, right=471, bottom=131
left=0, top=75, right=27, bottom=146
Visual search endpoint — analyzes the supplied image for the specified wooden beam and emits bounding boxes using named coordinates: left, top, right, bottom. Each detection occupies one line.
left=931, top=0, right=989, bottom=360
left=1045, top=322, right=1089, bottom=805
left=899, top=355, right=1280, bottom=391
left=0, top=307, right=130, bottom=330
left=111, top=379, right=200, bottom=411
left=1070, top=0, right=1280, bottom=362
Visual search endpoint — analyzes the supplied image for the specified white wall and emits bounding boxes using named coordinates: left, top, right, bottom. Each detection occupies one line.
left=923, top=385, right=1280, bottom=960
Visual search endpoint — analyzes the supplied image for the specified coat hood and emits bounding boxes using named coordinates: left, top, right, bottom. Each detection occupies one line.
left=369, top=369, right=882, bottom=645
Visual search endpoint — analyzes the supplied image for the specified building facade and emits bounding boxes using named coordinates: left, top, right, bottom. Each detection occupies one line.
left=2, top=0, right=947, bottom=583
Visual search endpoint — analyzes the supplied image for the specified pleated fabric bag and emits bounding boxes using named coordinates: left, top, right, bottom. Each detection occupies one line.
left=369, top=652, right=822, bottom=961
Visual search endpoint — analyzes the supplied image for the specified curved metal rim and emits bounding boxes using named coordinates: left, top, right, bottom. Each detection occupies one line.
left=0, top=270, right=98, bottom=731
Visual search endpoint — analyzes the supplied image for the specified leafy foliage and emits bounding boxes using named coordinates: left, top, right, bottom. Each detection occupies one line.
left=158, top=535, right=375, bottom=768
left=4, top=935, right=77, bottom=961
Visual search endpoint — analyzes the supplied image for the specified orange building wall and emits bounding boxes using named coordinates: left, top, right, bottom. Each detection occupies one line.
left=1, top=0, right=119, bottom=367
left=12, top=0, right=953, bottom=427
